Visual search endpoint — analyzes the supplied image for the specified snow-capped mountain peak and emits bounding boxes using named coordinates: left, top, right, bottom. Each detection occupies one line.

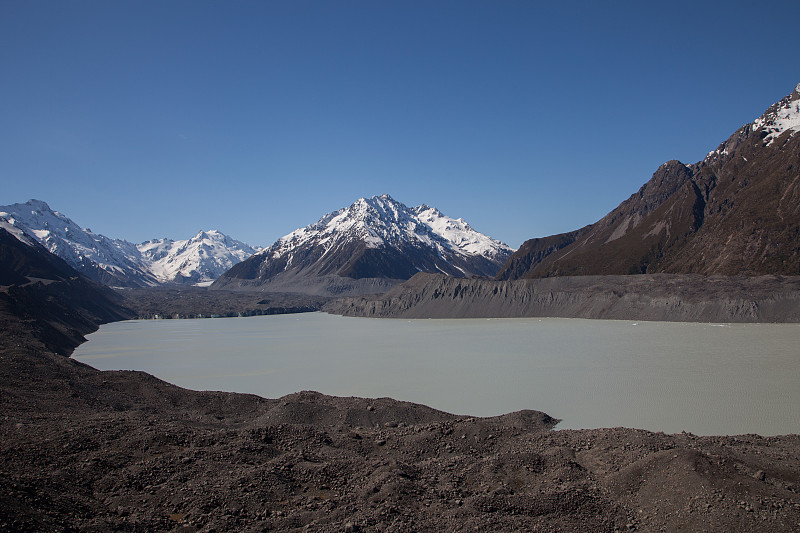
left=215, top=194, right=515, bottom=294
left=0, top=199, right=156, bottom=286
left=266, top=194, right=512, bottom=262
left=0, top=199, right=259, bottom=287
left=138, top=230, right=260, bottom=285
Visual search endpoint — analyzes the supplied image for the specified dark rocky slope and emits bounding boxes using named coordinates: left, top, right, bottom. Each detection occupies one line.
left=498, top=85, right=800, bottom=279
left=0, top=228, right=135, bottom=354
left=326, top=272, right=800, bottom=322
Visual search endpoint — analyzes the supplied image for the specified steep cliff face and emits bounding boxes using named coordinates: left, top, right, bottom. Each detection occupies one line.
left=326, top=272, right=800, bottom=323
left=495, top=229, right=587, bottom=281
left=498, top=85, right=800, bottom=279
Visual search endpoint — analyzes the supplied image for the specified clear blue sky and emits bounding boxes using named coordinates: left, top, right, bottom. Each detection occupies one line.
left=2, top=1, right=798, bottom=248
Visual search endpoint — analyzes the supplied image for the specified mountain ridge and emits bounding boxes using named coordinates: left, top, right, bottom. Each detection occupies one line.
left=138, top=229, right=260, bottom=286
left=0, top=200, right=260, bottom=287
left=497, top=83, right=800, bottom=280
left=213, top=194, right=514, bottom=295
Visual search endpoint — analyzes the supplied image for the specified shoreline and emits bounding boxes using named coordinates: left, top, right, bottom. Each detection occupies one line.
left=73, top=312, right=800, bottom=437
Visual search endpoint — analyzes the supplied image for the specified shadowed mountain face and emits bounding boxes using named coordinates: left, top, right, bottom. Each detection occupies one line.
left=0, top=227, right=134, bottom=355
left=498, top=84, right=800, bottom=279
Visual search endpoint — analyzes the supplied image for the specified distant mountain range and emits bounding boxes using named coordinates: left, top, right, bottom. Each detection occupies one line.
left=0, top=200, right=260, bottom=287
left=213, top=194, right=515, bottom=295
left=1, top=195, right=513, bottom=293
left=498, top=83, right=800, bottom=279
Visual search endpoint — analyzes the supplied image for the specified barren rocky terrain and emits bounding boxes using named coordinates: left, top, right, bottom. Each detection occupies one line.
left=118, top=286, right=329, bottom=319
left=2, top=294, right=800, bottom=531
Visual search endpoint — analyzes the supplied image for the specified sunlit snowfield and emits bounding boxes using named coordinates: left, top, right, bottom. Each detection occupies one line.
left=73, top=313, right=800, bottom=436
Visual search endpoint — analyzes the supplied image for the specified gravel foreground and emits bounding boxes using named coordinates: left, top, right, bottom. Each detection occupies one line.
left=2, top=313, right=800, bottom=532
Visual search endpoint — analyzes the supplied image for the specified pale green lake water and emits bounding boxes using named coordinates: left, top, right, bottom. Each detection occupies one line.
left=72, top=313, right=800, bottom=436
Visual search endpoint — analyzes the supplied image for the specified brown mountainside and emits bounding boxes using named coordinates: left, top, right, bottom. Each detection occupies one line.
left=0, top=228, right=134, bottom=354
left=498, top=85, right=800, bottom=279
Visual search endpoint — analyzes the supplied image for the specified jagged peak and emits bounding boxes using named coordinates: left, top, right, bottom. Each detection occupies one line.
left=658, top=160, right=686, bottom=169
left=352, top=193, right=401, bottom=210
left=264, top=194, right=514, bottom=269
left=1, top=199, right=57, bottom=219
left=413, top=204, right=441, bottom=215
left=1, top=200, right=74, bottom=230
left=191, top=229, right=224, bottom=241
left=226, top=194, right=514, bottom=287
left=24, top=199, right=53, bottom=212
left=751, top=84, right=800, bottom=146
left=352, top=193, right=397, bottom=207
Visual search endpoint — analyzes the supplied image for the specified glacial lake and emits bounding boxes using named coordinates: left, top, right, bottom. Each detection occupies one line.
left=72, top=312, right=800, bottom=436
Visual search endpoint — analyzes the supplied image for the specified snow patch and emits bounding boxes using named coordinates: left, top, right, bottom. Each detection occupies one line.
left=0, top=215, right=38, bottom=246
left=752, top=87, right=800, bottom=146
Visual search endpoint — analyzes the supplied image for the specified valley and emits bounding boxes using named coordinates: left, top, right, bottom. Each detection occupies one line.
left=2, top=83, right=800, bottom=531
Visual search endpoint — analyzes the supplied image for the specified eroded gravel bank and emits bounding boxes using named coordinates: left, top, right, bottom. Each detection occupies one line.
left=326, top=273, right=800, bottom=322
